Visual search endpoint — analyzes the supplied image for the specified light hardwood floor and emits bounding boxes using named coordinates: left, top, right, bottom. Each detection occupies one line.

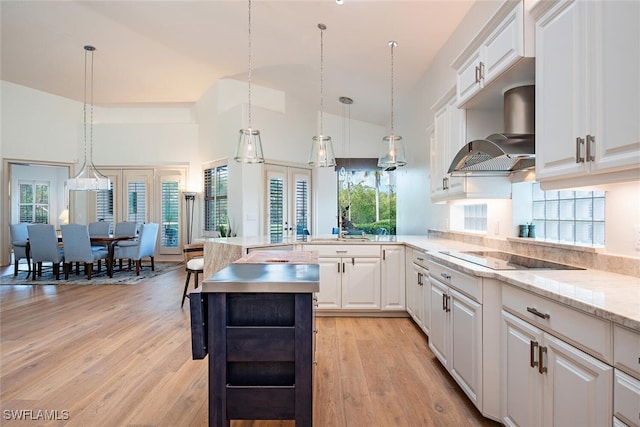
left=0, top=265, right=500, bottom=427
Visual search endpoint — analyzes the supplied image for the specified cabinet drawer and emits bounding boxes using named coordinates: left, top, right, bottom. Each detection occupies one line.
left=412, top=249, right=428, bottom=268
left=427, top=259, right=482, bottom=302
left=304, top=244, right=380, bottom=258
left=614, top=324, right=640, bottom=379
left=502, top=285, right=612, bottom=363
left=614, top=369, right=640, bottom=427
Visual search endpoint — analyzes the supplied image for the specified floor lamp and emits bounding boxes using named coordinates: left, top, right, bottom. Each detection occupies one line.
left=184, top=192, right=196, bottom=244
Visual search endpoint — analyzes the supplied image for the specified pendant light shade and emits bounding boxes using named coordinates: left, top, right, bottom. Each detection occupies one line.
left=66, top=45, right=111, bottom=191
left=378, top=41, right=407, bottom=170
left=309, top=23, right=336, bottom=168
left=235, top=0, right=265, bottom=164
left=234, top=128, right=264, bottom=163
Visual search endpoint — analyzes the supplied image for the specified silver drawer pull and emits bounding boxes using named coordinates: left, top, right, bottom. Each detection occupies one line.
left=417, top=257, right=424, bottom=262
left=336, top=250, right=347, bottom=253
left=440, top=272, right=451, bottom=280
left=527, top=306, right=550, bottom=320
left=530, top=341, right=539, bottom=368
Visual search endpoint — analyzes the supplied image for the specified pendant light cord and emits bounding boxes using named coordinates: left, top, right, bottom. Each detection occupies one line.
left=89, top=47, right=94, bottom=166
left=247, top=0, right=253, bottom=129
left=389, top=41, right=397, bottom=135
left=319, top=23, right=326, bottom=136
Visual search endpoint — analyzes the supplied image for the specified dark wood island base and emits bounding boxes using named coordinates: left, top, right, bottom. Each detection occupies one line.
left=190, top=262, right=319, bottom=427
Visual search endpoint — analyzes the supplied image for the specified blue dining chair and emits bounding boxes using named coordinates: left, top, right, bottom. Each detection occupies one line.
left=27, top=224, right=64, bottom=281
left=114, top=223, right=159, bottom=275
left=9, top=223, right=31, bottom=277
left=60, top=224, right=109, bottom=280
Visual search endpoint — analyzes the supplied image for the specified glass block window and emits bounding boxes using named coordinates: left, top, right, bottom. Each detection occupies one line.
left=532, top=183, right=605, bottom=245
left=19, top=181, right=50, bottom=224
left=463, top=204, right=487, bottom=232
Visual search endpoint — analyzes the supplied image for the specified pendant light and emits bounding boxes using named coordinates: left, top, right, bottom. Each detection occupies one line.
left=234, top=0, right=265, bottom=163
left=308, top=23, right=336, bottom=168
left=66, top=45, right=111, bottom=191
left=377, top=41, right=407, bottom=170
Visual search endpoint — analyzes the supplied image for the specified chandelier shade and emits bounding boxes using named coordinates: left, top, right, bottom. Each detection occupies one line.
left=235, top=0, right=265, bottom=163
left=66, top=45, right=111, bottom=191
left=309, top=23, right=336, bottom=168
left=378, top=40, right=407, bottom=170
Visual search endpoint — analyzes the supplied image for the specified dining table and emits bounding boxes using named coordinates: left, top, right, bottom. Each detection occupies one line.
left=90, top=235, right=136, bottom=277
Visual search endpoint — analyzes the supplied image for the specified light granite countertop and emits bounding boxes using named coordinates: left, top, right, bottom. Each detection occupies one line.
left=203, top=235, right=640, bottom=331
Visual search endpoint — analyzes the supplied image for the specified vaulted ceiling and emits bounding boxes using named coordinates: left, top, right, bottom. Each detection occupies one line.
left=1, top=0, right=475, bottom=125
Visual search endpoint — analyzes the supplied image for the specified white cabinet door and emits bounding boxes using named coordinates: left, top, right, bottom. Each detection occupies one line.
left=430, top=89, right=466, bottom=203
left=409, top=263, right=426, bottom=330
left=502, top=311, right=544, bottom=427
left=456, top=49, right=483, bottom=105
left=543, top=333, right=613, bottom=427
left=535, top=0, right=640, bottom=186
left=341, top=257, right=381, bottom=310
left=381, top=245, right=405, bottom=311
left=614, top=369, right=640, bottom=427
left=589, top=0, right=640, bottom=175
left=535, top=0, right=588, bottom=181
left=450, top=288, right=483, bottom=409
left=316, top=257, right=341, bottom=310
left=429, top=278, right=449, bottom=369
left=482, top=2, right=525, bottom=84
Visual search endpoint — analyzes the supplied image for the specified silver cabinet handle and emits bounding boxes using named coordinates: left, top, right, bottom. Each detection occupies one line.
left=440, top=272, right=451, bottom=280
left=417, top=257, right=424, bottom=262
left=475, top=65, right=480, bottom=83
left=383, top=249, right=386, bottom=260
left=336, top=250, right=347, bottom=254
left=417, top=272, right=422, bottom=286
left=586, top=134, right=595, bottom=162
left=530, top=341, right=539, bottom=368
left=576, top=137, right=585, bottom=163
left=338, top=262, right=341, bottom=273
left=446, top=294, right=451, bottom=312
left=538, top=345, right=547, bottom=374
left=342, top=262, right=346, bottom=272
left=479, top=61, right=485, bottom=80
left=442, top=293, right=447, bottom=311
left=527, top=306, right=550, bottom=320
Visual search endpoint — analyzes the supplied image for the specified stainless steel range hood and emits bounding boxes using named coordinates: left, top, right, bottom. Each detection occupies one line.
left=448, top=85, right=535, bottom=176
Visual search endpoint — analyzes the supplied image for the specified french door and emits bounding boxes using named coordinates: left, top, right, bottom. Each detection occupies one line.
left=96, top=168, right=185, bottom=256
left=265, top=165, right=311, bottom=239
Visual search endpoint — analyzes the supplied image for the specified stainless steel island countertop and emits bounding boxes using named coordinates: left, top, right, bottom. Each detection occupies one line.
left=202, top=263, right=320, bottom=293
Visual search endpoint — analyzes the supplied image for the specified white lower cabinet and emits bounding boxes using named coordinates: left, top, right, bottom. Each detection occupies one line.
left=306, top=244, right=381, bottom=311
left=341, top=257, right=381, bottom=310
left=429, top=274, right=483, bottom=409
left=501, top=310, right=613, bottom=427
left=406, top=248, right=429, bottom=334
left=614, top=369, right=640, bottom=427
left=381, top=245, right=405, bottom=311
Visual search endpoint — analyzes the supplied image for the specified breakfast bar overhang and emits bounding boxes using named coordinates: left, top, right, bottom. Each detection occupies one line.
left=190, top=258, right=319, bottom=427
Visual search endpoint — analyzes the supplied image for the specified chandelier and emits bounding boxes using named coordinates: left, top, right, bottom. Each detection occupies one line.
left=66, top=45, right=111, bottom=191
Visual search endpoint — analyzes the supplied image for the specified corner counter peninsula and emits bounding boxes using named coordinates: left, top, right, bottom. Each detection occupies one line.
left=190, top=250, right=319, bottom=427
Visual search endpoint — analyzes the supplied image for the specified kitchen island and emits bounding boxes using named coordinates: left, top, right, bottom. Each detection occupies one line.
left=190, top=253, right=319, bottom=427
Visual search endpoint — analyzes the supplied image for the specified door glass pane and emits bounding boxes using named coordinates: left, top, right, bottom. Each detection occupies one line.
left=268, top=176, right=284, bottom=238
left=161, top=180, right=180, bottom=248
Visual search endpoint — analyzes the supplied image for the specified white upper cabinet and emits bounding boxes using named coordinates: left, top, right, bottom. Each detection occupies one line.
left=452, top=0, right=535, bottom=108
left=534, top=0, right=640, bottom=189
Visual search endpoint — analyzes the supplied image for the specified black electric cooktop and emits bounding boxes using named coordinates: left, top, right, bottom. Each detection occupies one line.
left=440, top=251, right=585, bottom=271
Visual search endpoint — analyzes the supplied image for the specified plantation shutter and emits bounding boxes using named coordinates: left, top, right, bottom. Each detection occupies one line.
left=96, top=181, right=114, bottom=226
left=295, top=177, right=309, bottom=234
left=161, top=180, right=180, bottom=248
left=127, top=180, right=147, bottom=227
left=269, top=176, right=284, bottom=237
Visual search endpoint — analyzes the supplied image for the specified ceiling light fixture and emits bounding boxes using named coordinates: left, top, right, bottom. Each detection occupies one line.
left=377, top=40, right=407, bottom=171
left=309, top=23, right=336, bottom=168
left=336, top=0, right=344, bottom=5
left=66, top=45, right=111, bottom=191
left=234, top=0, right=264, bottom=164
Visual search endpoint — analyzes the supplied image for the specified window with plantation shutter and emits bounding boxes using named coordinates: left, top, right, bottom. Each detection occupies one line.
left=161, top=180, right=180, bottom=247
left=204, top=164, right=228, bottom=234
left=96, top=182, right=114, bottom=226
left=269, top=176, right=285, bottom=237
left=127, top=180, right=147, bottom=227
